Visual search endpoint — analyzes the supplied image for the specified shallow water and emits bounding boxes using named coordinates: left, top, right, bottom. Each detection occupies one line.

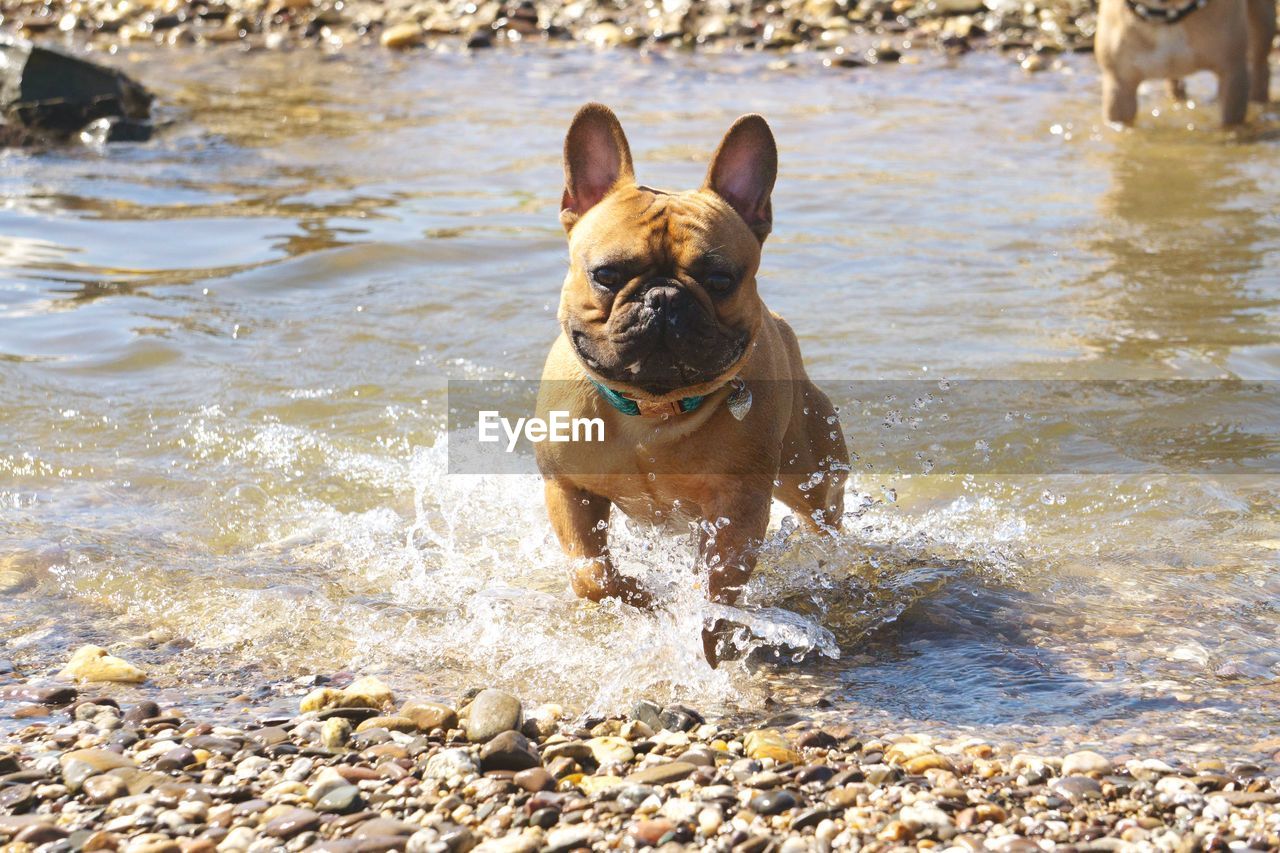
left=3, top=45, right=1280, bottom=756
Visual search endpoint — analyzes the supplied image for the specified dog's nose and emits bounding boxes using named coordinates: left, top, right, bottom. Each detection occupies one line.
left=643, top=286, right=689, bottom=328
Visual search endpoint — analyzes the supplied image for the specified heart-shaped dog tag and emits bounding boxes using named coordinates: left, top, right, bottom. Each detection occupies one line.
left=727, top=379, right=752, bottom=421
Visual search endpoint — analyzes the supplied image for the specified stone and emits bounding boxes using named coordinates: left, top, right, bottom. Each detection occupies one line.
left=625, top=761, right=697, bottom=785
left=380, top=22, right=423, bottom=48
left=263, top=808, right=321, bottom=838
left=300, top=688, right=349, bottom=713
left=0, top=684, right=77, bottom=705
left=628, top=818, right=674, bottom=846
left=16, top=823, right=71, bottom=845
left=743, top=730, right=800, bottom=764
left=586, top=736, right=633, bottom=765
left=315, top=784, right=364, bottom=814
left=0, top=37, right=152, bottom=143
left=423, top=748, right=480, bottom=780
left=400, top=702, right=457, bottom=732
left=543, top=827, right=599, bottom=853
left=0, top=783, right=34, bottom=811
left=479, top=730, right=539, bottom=771
left=155, top=747, right=196, bottom=771
left=1051, top=775, right=1103, bottom=801
left=630, top=700, right=663, bottom=732
left=464, top=689, right=522, bottom=743
left=900, top=803, right=953, bottom=832
left=59, top=645, right=147, bottom=683
left=321, top=717, right=351, bottom=748
left=903, top=753, right=954, bottom=774
left=749, top=789, right=797, bottom=815
left=61, top=748, right=135, bottom=790
left=512, top=767, right=554, bottom=792
left=1062, top=750, right=1113, bottom=777
left=83, top=774, right=129, bottom=803
left=344, top=676, right=394, bottom=709
left=355, top=715, right=416, bottom=734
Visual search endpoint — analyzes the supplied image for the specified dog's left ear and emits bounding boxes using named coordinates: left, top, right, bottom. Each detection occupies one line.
left=704, top=114, right=777, bottom=243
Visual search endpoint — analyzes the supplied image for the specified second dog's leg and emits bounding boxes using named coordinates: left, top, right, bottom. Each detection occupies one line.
left=544, top=479, right=651, bottom=607
left=1103, top=71, right=1140, bottom=125
left=1220, top=59, right=1251, bottom=126
left=1247, top=0, right=1276, bottom=103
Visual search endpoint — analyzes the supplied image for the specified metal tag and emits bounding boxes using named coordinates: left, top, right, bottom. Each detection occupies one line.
left=727, top=379, right=752, bottom=421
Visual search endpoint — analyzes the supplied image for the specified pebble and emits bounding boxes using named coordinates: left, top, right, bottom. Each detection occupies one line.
left=400, top=701, right=457, bottom=732
left=379, top=22, right=423, bottom=49
left=1, top=685, right=1279, bottom=853
left=423, top=748, right=480, bottom=780
left=465, top=689, right=523, bottom=743
left=262, top=808, right=320, bottom=839
left=315, top=784, right=364, bottom=813
left=479, top=730, right=540, bottom=771
left=626, top=761, right=697, bottom=785
left=84, top=774, right=130, bottom=803
left=743, top=729, right=800, bottom=764
left=1062, top=749, right=1113, bottom=776
left=59, top=645, right=147, bottom=683
left=748, top=789, right=797, bottom=815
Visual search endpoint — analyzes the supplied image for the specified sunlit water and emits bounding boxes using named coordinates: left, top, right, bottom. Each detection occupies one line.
left=3, top=45, right=1280, bottom=757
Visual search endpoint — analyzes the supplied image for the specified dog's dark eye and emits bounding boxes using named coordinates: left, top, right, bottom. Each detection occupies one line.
left=591, top=266, right=624, bottom=290
left=704, top=271, right=736, bottom=293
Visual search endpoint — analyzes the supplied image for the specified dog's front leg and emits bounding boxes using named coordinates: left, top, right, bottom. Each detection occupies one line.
left=697, top=496, right=771, bottom=664
left=544, top=478, right=652, bottom=608
left=1102, top=71, right=1140, bottom=125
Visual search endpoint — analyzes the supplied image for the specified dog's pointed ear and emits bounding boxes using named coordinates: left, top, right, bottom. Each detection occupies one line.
left=560, top=103, right=635, bottom=232
left=703, top=114, right=777, bottom=242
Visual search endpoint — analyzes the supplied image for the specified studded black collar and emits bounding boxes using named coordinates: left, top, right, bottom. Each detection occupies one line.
left=1125, top=0, right=1210, bottom=24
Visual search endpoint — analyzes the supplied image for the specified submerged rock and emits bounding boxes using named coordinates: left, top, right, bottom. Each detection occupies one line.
left=0, top=37, right=151, bottom=145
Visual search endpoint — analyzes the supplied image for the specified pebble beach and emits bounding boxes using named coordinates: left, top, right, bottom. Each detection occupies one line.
left=0, top=0, right=1093, bottom=64
left=4, top=651, right=1280, bottom=853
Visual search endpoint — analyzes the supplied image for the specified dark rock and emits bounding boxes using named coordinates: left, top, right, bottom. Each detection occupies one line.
left=792, top=807, right=831, bottom=830
left=630, top=700, right=663, bottom=732
left=0, top=685, right=77, bottom=705
left=0, top=37, right=152, bottom=142
left=748, top=789, right=797, bottom=815
left=796, top=765, right=836, bottom=786
left=156, top=747, right=197, bottom=771
left=478, top=730, right=539, bottom=772
left=0, top=783, right=35, bottom=812
left=658, top=704, right=702, bottom=732
left=795, top=730, right=838, bottom=749
left=529, top=807, right=559, bottom=828
left=14, top=823, right=70, bottom=845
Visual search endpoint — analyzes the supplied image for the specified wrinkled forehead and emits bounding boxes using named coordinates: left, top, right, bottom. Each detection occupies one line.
left=572, top=186, right=756, bottom=266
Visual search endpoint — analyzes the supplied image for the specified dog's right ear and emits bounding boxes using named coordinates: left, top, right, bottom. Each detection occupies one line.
left=561, top=103, right=635, bottom=232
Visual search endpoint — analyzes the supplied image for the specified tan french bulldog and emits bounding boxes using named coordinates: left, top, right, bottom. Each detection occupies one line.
left=1096, top=0, right=1275, bottom=126
left=534, top=103, right=849, bottom=661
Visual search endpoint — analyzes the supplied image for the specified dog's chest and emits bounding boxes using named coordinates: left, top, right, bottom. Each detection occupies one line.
left=1127, top=22, right=1198, bottom=77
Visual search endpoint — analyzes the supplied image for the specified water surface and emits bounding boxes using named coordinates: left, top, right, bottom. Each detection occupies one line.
left=3, top=45, right=1280, bottom=757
